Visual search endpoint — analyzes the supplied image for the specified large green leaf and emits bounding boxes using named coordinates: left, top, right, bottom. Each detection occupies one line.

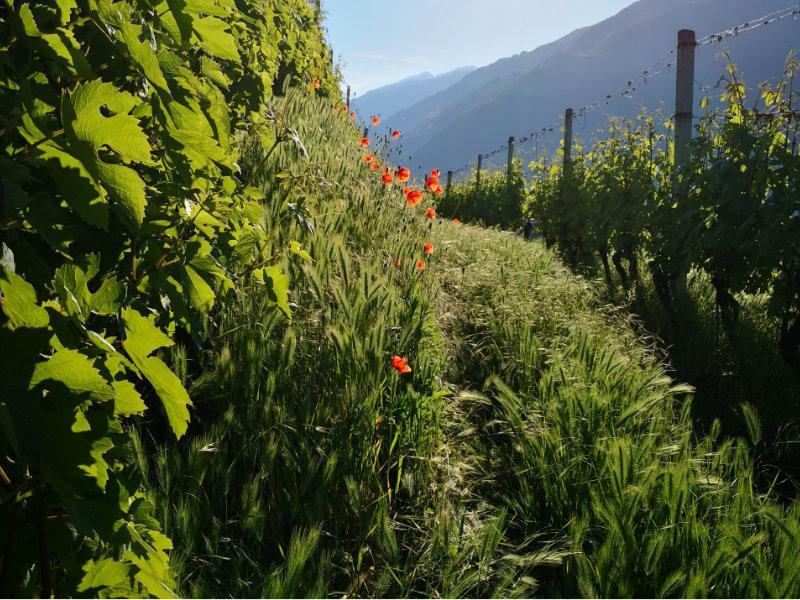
left=39, top=141, right=109, bottom=229
left=121, top=309, right=192, bottom=438
left=192, top=16, right=239, bottom=62
left=260, top=265, right=292, bottom=320
left=30, top=348, right=115, bottom=403
left=61, top=80, right=150, bottom=228
left=0, top=268, right=49, bottom=329
left=183, top=264, right=215, bottom=313
left=78, top=558, right=133, bottom=596
left=67, top=80, right=151, bottom=163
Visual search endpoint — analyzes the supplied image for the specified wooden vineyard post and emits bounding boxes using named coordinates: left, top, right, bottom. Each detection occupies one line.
left=346, top=85, right=351, bottom=108
left=446, top=170, right=453, bottom=196
left=506, top=136, right=515, bottom=187
left=563, top=108, right=574, bottom=170
left=476, top=154, right=482, bottom=190
left=672, top=28, right=697, bottom=301
left=559, top=108, right=574, bottom=249
left=674, top=29, right=696, bottom=191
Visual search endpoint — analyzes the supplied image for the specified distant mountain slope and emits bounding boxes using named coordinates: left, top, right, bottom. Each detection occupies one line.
left=395, top=0, right=799, bottom=174
left=350, top=67, right=475, bottom=123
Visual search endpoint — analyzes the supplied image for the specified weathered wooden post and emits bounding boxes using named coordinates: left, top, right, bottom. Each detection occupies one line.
left=563, top=108, right=574, bottom=170
left=446, top=170, right=453, bottom=195
left=476, top=154, right=482, bottom=190
left=506, top=136, right=515, bottom=186
left=346, top=85, right=351, bottom=109
left=558, top=108, right=575, bottom=252
left=672, top=29, right=697, bottom=302
left=674, top=29, right=696, bottom=187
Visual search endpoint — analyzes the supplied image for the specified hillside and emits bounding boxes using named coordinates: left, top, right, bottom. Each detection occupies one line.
left=350, top=67, right=475, bottom=125
left=4, top=0, right=800, bottom=597
left=386, top=0, right=800, bottom=173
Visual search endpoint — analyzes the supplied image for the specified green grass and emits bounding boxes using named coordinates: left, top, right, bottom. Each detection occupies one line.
left=135, top=92, right=800, bottom=597
left=432, top=227, right=800, bottom=597
left=629, top=269, right=800, bottom=488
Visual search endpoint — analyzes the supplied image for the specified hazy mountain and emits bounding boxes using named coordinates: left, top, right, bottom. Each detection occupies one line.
left=350, top=66, right=476, bottom=123
left=387, top=0, right=799, bottom=175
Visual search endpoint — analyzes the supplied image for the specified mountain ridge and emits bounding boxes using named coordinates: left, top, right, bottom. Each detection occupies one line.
left=350, top=66, right=476, bottom=124
left=367, top=0, right=799, bottom=174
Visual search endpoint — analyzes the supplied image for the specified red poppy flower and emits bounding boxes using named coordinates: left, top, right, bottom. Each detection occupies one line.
left=434, top=183, right=443, bottom=196
left=453, top=218, right=460, bottom=224
left=364, top=154, right=374, bottom=163
left=360, top=137, right=370, bottom=147
left=402, top=186, right=411, bottom=197
left=392, top=130, right=401, bottom=139
left=425, top=207, right=436, bottom=219
left=370, top=160, right=380, bottom=171
left=381, top=170, right=394, bottom=185
left=423, top=242, right=434, bottom=255
left=416, top=260, right=426, bottom=271
left=312, top=79, right=320, bottom=89
left=372, top=115, right=380, bottom=126
left=393, top=259, right=402, bottom=267
left=426, top=176, right=439, bottom=192
left=396, top=167, right=410, bottom=183
left=431, top=169, right=441, bottom=177
left=333, top=104, right=340, bottom=112
left=406, top=189, right=423, bottom=206
left=391, top=355, right=412, bottom=374
left=350, top=111, right=356, bottom=120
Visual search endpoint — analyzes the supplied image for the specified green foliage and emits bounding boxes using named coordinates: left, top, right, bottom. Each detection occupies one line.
left=135, top=91, right=458, bottom=598
left=0, top=0, right=335, bottom=595
left=526, top=57, right=800, bottom=371
left=435, top=226, right=800, bottom=597
left=437, top=160, right=526, bottom=229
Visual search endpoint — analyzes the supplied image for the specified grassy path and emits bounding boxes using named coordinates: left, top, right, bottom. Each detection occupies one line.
left=141, top=94, right=800, bottom=598
left=425, top=223, right=800, bottom=597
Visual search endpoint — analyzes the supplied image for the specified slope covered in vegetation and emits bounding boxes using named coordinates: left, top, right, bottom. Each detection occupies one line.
left=3, top=2, right=800, bottom=598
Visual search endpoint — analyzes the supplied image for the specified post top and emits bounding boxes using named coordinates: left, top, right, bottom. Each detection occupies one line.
left=678, top=29, right=696, bottom=43
left=508, top=136, right=515, bottom=143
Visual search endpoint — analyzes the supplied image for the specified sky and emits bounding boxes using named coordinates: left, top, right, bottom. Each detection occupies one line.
left=323, top=0, right=637, bottom=96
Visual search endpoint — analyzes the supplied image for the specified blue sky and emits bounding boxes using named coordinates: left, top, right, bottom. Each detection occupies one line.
left=323, top=0, right=636, bottom=96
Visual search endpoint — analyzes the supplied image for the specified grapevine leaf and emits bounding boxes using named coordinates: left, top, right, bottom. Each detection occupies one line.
left=91, top=277, right=126, bottom=315
left=0, top=267, right=50, bottom=329
left=17, top=5, right=92, bottom=77
left=200, top=56, right=231, bottom=88
left=111, top=379, right=147, bottom=417
left=121, top=308, right=192, bottom=439
left=67, top=80, right=151, bottom=163
left=78, top=558, right=132, bottom=595
left=192, top=16, right=239, bottom=62
left=39, top=141, right=109, bottom=229
left=30, top=349, right=115, bottom=403
left=54, top=261, right=95, bottom=321
left=289, top=240, right=312, bottom=262
left=95, top=162, right=148, bottom=228
left=115, top=21, right=170, bottom=91
left=261, top=265, right=291, bottom=320
left=182, top=265, right=215, bottom=313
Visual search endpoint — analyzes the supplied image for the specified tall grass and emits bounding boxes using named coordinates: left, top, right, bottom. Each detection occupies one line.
left=135, top=92, right=800, bottom=597
left=432, top=226, right=800, bottom=597
left=632, top=268, right=800, bottom=487
left=133, top=92, right=527, bottom=597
